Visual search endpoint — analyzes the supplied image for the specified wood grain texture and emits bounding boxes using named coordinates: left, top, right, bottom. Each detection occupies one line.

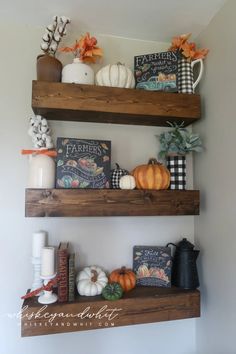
left=21, top=286, right=200, bottom=337
left=25, top=189, right=200, bottom=217
left=32, top=81, right=201, bottom=127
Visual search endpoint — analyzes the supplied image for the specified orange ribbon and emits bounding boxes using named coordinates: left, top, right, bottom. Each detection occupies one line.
left=21, top=149, right=57, bottom=157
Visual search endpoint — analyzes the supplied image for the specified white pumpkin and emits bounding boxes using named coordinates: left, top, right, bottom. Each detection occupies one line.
left=96, top=63, right=135, bottom=88
left=76, top=266, right=108, bottom=296
left=119, top=175, right=136, bottom=190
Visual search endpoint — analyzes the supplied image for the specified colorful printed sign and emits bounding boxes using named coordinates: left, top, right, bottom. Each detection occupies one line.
left=56, top=138, right=111, bottom=189
left=133, top=245, right=172, bottom=287
left=134, top=51, right=178, bottom=92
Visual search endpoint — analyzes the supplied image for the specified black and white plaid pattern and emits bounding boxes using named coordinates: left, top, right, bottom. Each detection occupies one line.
left=167, top=155, right=186, bottom=190
left=111, top=169, right=129, bottom=189
left=178, top=57, right=194, bottom=94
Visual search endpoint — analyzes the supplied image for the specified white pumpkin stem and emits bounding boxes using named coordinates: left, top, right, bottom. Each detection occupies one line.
left=91, top=270, right=98, bottom=282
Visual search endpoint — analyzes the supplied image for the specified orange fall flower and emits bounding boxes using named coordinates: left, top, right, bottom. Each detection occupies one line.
left=168, top=33, right=209, bottom=61
left=60, top=33, right=103, bottom=63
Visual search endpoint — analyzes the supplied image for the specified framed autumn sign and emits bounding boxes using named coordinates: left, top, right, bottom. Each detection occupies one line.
left=56, top=138, right=111, bottom=189
left=133, top=245, right=172, bottom=287
left=134, top=51, right=178, bottom=92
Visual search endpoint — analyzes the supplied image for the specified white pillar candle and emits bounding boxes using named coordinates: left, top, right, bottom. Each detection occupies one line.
left=32, top=231, right=46, bottom=258
left=41, top=247, right=55, bottom=277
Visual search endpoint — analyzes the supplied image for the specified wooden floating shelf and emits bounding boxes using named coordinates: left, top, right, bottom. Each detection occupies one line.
left=32, top=81, right=201, bottom=127
left=21, top=286, right=200, bottom=337
left=25, top=189, right=200, bottom=217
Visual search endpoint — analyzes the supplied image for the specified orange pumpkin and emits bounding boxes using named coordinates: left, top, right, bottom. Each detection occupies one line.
left=132, top=158, right=170, bottom=190
left=109, top=267, right=136, bottom=292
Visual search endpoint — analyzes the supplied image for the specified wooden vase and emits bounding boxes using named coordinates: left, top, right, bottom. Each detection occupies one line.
left=37, top=54, right=62, bottom=82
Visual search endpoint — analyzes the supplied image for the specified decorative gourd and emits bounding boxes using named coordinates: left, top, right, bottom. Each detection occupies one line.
left=109, top=267, right=136, bottom=292
left=76, top=266, right=108, bottom=296
left=111, top=163, right=129, bottom=189
left=96, top=63, right=135, bottom=88
left=119, top=175, right=136, bottom=190
left=132, top=158, right=170, bottom=190
left=102, top=282, right=123, bottom=301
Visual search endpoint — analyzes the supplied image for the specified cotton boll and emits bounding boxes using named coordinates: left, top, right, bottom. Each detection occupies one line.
left=30, top=117, right=37, bottom=125
left=41, top=42, right=49, bottom=51
left=54, top=34, right=60, bottom=42
left=41, top=118, right=47, bottom=126
left=46, top=141, right=54, bottom=149
left=46, top=136, right=54, bottom=148
left=41, top=133, right=47, bottom=140
left=61, top=16, right=70, bottom=23
left=37, top=139, right=44, bottom=147
left=46, top=136, right=52, bottom=143
left=50, top=42, right=57, bottom=53
left=42, top=33, right=50, bottom=42
left=57, top=26, right=64, bottom=35
left=34, top=121, right=40, bottom=128
left=47, top=24, right=54, bottom=32
left=41, top=126, right=48, bottom=133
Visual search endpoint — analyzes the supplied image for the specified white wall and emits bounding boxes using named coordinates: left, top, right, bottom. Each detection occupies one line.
left=0, top=25, right=196, bottom=354
left=194, top=1, right=236, bottom=353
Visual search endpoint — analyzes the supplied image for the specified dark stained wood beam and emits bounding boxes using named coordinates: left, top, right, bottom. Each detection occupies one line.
left=21, top=286, right=200, bottom=337
left=32, top=81, right=201, bottom=127
left=25, top=189, right=200, bottom=217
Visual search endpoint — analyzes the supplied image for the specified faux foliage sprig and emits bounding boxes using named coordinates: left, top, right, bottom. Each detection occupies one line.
left=40, top=15, right=70, bottom=56
left=158, top=122, right=203, bottom=159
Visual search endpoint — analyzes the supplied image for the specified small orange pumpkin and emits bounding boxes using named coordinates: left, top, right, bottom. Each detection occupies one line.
left=132, top=158, right=170, bottom=190
left=109, top=267, right=136, bottom=292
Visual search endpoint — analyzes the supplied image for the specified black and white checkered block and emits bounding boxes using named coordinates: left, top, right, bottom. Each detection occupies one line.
left=167, top=155, right=186, bottom=190
left=110, top=163, right=129, bottom=189
left=178, top=57, right=194, bottom=94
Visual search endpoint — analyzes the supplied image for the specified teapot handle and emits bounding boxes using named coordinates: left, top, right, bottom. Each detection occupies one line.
left=166, top=243, right=177, bottom=257
left=191, top=59, right=203, bottom=92
left=166, top=243, right=176, bottom=248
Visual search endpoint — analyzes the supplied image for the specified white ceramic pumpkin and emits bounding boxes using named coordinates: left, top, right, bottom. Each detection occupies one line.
left=96, top=63, right=135, bottom=88
left=76, top=266, right=108, bottom=296
left=119, top=175, right=136, bottom=190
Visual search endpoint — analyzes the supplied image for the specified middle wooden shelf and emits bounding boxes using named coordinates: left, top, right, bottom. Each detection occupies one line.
left=25, top=189, right=200, bottom=217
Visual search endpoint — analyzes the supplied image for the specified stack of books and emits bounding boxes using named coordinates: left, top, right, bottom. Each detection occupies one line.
left=57, top=242, right=75, bottom=302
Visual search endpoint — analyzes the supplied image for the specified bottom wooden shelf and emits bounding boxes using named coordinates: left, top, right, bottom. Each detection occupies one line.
left=21, top=287, right=200, bottom=337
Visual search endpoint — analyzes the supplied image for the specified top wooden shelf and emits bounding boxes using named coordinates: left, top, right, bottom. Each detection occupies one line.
left=32, top=81, right=201, bottom=127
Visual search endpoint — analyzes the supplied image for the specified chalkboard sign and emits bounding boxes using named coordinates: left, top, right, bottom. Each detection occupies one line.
left=134, top=51, right=178, bottom=92
left=133, top=245, right=172, bottom=287
left=56, top=138, right=111, bottom=189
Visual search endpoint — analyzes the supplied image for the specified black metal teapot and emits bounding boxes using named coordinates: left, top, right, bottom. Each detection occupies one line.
left=167, top=238, right=200, bottom=289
